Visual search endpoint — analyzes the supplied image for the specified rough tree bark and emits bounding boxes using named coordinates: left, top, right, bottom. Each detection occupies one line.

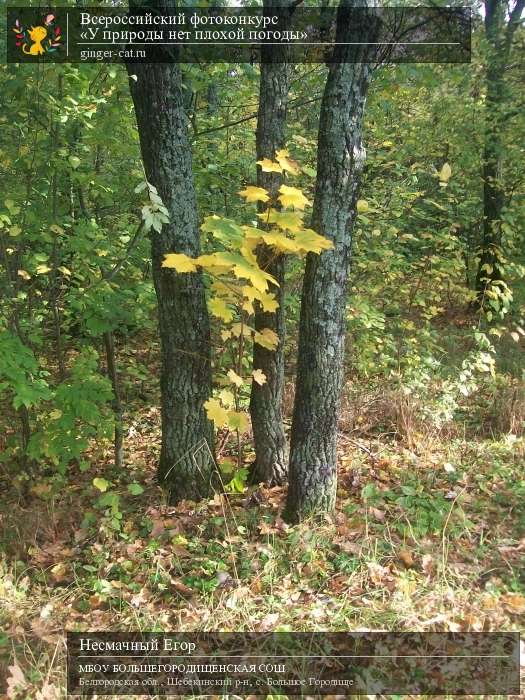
left=127, top=35, right=214, bottom=502
left=285, top=2, right=377, bottom=522
left=249, top=1, right=292, bottom=486
left=475, top=0, right=524, bottom=304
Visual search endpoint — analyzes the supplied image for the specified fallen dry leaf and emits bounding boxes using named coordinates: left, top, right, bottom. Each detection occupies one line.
left=501, top=592, right=525, bottom=615
left=398, top=549, right=415, bottom=568
left=30, top=618, right=60, bottom=644
left=36, top=682, right=60, bottom=700
left=369, top=507, right=386, bottom=522
left=6, top=664, right=27, bottom=698
left=421, top=553, right=434, bottom=576
left=150, top=518, right=165, bottom=538
left=170, top=579, right=194, bottom=597
left=50, top=562, right=68, bottom=583
left=225, top=585, right=250, bottom=609
left=130, top=587, right=151, bottom=607
left=258, top=612, right=279, bottom=631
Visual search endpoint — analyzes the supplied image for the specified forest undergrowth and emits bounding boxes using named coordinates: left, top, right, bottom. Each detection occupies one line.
left=1, top=331, right=524, bottom=698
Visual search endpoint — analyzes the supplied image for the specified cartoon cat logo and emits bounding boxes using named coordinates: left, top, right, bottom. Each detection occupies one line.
left=24, top=25, right=48, bottom=55
left=13, top=14, right=62, bottom=57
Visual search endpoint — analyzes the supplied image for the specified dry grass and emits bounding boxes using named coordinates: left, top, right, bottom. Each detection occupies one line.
left=1, top=379, right=524, bottom=698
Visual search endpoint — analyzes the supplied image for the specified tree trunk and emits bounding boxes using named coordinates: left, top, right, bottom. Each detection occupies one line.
left=249, top=2, right=292, bottom=486
left=475, top=0, right=524, bottom=304
left=475, top=0, right=507, bottom=303
left=127, top=57, right=214, bottom=503
left=285, top=2, right=376, bottom=522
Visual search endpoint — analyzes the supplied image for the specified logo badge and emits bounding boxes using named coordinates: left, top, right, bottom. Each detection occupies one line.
left=12, top=13, right=62, bottom=57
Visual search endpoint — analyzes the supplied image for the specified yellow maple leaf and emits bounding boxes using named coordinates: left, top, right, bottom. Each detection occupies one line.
left=275, top=148, right=300, bottom=175
left=257, top=158, right=283, bottom=173
left=227, top=369, right=244, bottom=387
left=260, top=231, right=301, bottom=254
left=259, top=291, right=279, bottom=312
left=162, top=253, right=198, bottom=272
left=208, top=298, right=234, bottom=322
left=254, top=327, right=279, bottom=350
left=238, top=186, right=270, bottom=203
left=211, top=280, right=238, bottom=300
left=252, top=369, right=267, bottom=385
left=278, top=185, right=311, bottom=210
left=230, top=256, right=276, bottom=292
left=200, top=251, right=275, bottom=292
left=243, top=225, right=264, bottom=241
left=204, top=398, right=229, bottom=428
left=240, top=238, right=259, bottom=265
left=242, top=298, right=255, bottom=315
left=260, top=208, right=304, bottom=233
left=230, top=322, right=250, bottom=337
left=242, top=285, right=260, bottom=301
left=293, top=229, right=334, bottom=254
left=228, top=411, right=250, bottom=433
left=218, top=389, right=235, bottom=407
left=195, top=253, right=231, bottom=273
left=242, top=286, right=279, bottom=312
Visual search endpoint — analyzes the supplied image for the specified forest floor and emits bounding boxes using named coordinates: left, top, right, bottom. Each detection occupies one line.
left=1, top=370, right=524, bottom=697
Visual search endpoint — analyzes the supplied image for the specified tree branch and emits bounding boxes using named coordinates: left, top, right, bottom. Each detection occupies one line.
left=195, top=95, right=322, bottom=137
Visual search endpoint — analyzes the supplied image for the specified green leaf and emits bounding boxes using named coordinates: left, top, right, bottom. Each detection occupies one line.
left=128, top=482, right=144, bottom=495
left=201, top=215, right=244, bottom=247
left=93, top=477, right=110, bottom=492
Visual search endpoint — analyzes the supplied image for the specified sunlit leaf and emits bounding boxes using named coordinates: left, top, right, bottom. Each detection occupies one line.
left=252, top=369, right=267, bottom=385
left=257, top=158, right=282, bottom=173
left=228, top=411, right=250, bottom=433
left=227, top=369, right=243, bottom=387
left=202, top=215, right=244, bottom=246
left=293, top=229, right=334, bottom=254
left=238, top=186, right=270, bottom=203
left=162, top=253, right=198, bottom=272
left=204, top=398, right=229, bottom=428
left=209, top=298, right=234, bottom=322
left=93, top=477, right=110, bottom=492
left=278, top=185, right=311, bottom=210
left=254, top=327, right=279, bottom=350
left=275, top=148, right=300, bottom=175
left=260, top=209, right=304, bottom=233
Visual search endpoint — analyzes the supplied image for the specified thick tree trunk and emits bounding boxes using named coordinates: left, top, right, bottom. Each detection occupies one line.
left=128, top=59, right=214, bottom=503
left=249, top=2, right=292, bottom=485
left=285, top=3, right=376, bottom=522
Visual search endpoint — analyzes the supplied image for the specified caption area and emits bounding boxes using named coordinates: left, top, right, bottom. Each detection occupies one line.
left=6, top=6, right=471, bottom=64
left=67, top=631, right=520, bottom=695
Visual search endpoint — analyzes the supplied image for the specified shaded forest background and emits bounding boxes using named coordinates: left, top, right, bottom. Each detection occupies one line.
left=0, top=0, right=524, bottom=695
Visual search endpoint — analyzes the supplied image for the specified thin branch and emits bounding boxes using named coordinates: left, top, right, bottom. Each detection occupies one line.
left=195, top=95, right=322, bottom=137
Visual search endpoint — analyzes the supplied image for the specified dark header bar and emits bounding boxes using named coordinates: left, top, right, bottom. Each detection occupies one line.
left=67, top=631, right=520, bottom=695
left=7, top=6, right=471, bottom=64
